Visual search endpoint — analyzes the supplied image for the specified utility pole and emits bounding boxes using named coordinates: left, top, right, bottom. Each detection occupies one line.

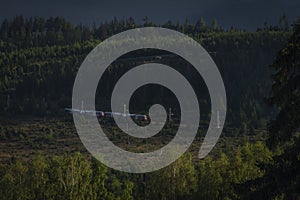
left=81, top=100, right=84, bottom=112
left=124, top=104, right=127, bottom=116
left=217, top=110, right=220, bottom=129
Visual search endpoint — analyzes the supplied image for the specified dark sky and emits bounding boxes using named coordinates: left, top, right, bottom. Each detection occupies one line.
left=0, top=0, right=299, bottom=30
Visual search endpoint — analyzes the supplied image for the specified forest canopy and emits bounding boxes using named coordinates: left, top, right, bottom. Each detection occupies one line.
left=0, top=16, right=299, bottom=200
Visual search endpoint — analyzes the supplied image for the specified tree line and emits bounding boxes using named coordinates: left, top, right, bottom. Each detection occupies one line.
left=0, top=16, right=293, bottom=133
left=0, top=141, right=273, bottom=200
left=0, top=14, right=291, bottom=47
left=0, top=16, right=299, bottom=199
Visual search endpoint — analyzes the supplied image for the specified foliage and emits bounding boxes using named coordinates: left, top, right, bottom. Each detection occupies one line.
left=0, top=143, right=273, bottom=200
left=0, top=16, right=292, bottom=132
left=243, top=20, right=300, bottom=200
left=0, top=153, right=134, bottom=200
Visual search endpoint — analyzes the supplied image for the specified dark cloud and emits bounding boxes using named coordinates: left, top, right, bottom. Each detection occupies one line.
left=0, top=0, right=299, bottom=30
